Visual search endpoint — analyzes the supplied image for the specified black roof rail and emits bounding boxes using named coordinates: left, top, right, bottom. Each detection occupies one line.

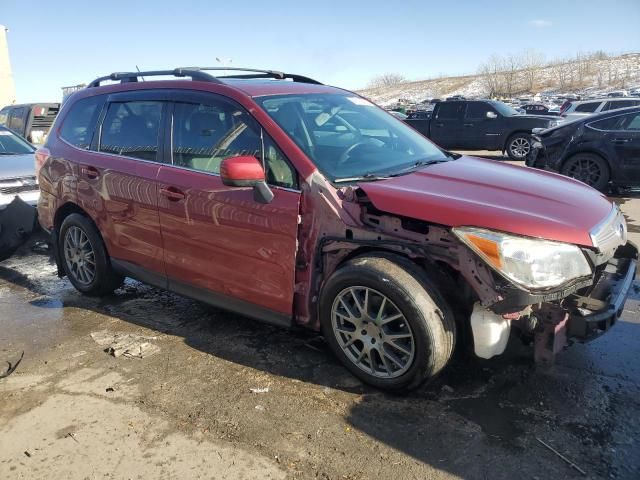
left=179, top=67, right=323, bottom=85
left=87, top=68, right=223, bottom=88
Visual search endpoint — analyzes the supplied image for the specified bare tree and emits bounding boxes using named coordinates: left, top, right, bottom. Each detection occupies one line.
left=367, top=73, right=406, bottom=88
left=500, top=54, right=522, bottom=97
left=522, top=50, right=545, bottom=92
left=551, top=58, right=571, bottom=90
left=478, top=54, right=503, bottom=97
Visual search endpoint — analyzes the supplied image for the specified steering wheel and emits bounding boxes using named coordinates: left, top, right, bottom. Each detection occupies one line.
left=338, top=141, right=372, bottom=164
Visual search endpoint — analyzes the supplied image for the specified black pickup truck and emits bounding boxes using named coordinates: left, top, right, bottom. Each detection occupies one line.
left=404, top=100, right=560, bottom=160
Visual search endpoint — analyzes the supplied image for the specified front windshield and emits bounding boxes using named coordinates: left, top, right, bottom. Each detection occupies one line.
left=492, top=101, right=520, bottom=117
left=256, top=93, right=450, bottom=181
left=0, top=129, right=35, bottom=155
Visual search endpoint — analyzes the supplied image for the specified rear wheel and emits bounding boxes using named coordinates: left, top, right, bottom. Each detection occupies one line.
left=561, top=153, right=610, bottom=191
left=320, top=254, right=456, bottom=391
left=506, top=133, right=532, bottom=160
left=59, top=214, right=123, bottom=296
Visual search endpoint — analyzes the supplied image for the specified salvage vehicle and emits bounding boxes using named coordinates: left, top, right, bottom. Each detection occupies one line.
left=0, top=126, right=39, bottom=260
left=403, top=99, right=560, bottom=159
left=0, top=103, right=60, bottom=145
left=37, top=68, right=637, bottom=391
left=527, top=106, right=640, bottom=191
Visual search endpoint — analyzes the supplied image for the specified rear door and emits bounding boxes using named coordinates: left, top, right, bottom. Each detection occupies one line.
left=157, top=92, right=300, bottom=321
left=430, top=102, right=465, bottom=148
left=80, top=91, right=168, bottom=283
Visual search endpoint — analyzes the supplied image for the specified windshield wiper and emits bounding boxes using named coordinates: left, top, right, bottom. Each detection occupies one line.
left=334, top=173, right=392, bottom=183
left=391, top=158, right=448, bottom=175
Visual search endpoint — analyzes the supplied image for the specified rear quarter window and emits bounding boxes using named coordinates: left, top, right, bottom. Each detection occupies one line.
left=60, top=96, right=105, bottom=149
left=574, top=102, right=599, bottom=113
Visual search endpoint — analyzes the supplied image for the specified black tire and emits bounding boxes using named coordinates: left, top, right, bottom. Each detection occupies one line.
left=561, top=153, right=610, bottom=191
left=59, top=213, right=123, bottom=296
left=319, top=253, right=456, bottom=391
left=506, top=132, right=532, bottom=160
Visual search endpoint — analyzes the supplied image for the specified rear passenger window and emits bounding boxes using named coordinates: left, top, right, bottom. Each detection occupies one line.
left=574, top=103, right=599, bottom=113
left=60, top=96, right=104, bottom=149
left=436, top=102, right=464, bottom=120
left=99, top=101, right=163, bottom=161
left=603, top=100, right=636, bottom=111
left=172, top=101, right=297, bottom=189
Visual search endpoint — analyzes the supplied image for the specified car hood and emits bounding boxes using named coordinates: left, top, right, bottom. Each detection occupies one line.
left=0, top=153, right=36, bottom=180
left=358, top=156, right=613, bottom=246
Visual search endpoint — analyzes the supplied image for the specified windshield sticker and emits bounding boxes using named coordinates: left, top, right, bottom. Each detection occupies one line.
left=0, top=131, right=11, bottom=136
left=346, top=97, right=374, bottom=107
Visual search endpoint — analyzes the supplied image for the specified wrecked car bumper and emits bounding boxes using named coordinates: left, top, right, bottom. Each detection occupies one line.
left=567, top=242, right=637, bottom=341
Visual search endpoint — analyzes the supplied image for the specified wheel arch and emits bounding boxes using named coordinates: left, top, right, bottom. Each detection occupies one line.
left=502, top=129, right=531, bottom=151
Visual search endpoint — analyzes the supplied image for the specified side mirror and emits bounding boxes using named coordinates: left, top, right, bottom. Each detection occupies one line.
left=220, top=155, right=274, bottom=204
left=486, top=111, right=498, bottom=119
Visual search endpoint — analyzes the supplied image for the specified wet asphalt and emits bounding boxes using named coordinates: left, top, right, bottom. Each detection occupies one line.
left=1, top=157, right=639, bottom=479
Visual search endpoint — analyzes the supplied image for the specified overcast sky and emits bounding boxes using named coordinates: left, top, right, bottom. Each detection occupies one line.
left=2, top=0, right=640, bottom=102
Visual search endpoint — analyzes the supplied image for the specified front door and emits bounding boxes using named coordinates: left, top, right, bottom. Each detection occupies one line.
left=463, top=101, right=503, bottom=150
left=157, top=94, right=301, bottom=321
left=612, top=112, right=640, bottom=183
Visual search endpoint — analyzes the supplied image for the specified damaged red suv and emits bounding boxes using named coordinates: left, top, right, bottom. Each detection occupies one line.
left=37, top=68, right=637, bottom=390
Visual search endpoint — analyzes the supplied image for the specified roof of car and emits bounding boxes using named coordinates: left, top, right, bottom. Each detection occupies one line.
left=571, top=97, right=638, bottom=105
left=81, top=69, right=351, bottom=99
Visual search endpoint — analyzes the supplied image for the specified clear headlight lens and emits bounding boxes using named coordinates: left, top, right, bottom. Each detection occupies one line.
left=453, top=227, right=592, bottom=290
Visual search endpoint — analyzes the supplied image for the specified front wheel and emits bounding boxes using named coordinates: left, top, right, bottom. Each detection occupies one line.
left=506, top=133, right=532, bottom=160
left=59, top=213, right=124, bottom=296
left=320, top=254, right=456, bottom=391
left=560, top=153, right=610, bottom=191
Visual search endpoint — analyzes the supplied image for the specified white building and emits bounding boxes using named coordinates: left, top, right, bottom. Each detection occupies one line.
left=0, top=25, right=16, bottom=108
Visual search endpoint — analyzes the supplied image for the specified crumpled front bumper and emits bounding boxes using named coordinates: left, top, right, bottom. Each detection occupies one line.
left=567, top=241, right=637, bottom=341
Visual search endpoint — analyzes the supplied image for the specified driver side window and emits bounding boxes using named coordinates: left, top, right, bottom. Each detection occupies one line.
left=172, top=99, right=298, bottom=190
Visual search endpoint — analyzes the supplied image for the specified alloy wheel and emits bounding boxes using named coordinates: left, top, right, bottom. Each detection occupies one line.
left=63, top=226, right=96, bottom=286
left=331, top=286, right=415, bottom=378
left=566, top=158, right=602, bottom=187
left=509, top=137, right=531, bottom=158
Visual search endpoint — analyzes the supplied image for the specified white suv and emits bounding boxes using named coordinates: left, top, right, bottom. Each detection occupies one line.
left=562, top=98, right=640, bottom=121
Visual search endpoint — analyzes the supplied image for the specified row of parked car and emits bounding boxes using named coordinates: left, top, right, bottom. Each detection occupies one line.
left=0, top=68, right=636, bottom=392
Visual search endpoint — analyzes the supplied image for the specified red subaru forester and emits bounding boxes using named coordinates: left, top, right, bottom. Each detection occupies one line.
left=37, top=68, right=637, bottom=391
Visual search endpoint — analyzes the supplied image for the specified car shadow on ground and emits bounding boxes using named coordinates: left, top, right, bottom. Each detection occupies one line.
left=1, top=235, right=638, bottom=479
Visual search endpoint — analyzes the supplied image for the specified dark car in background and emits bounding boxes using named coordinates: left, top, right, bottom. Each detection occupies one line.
left=527, top=106, right=640, bottom=191
left=0, top=103, right=60, bottom=145
left=522, top=103, right=557, bottom=116
left=404, top=99, right=560, bottom=159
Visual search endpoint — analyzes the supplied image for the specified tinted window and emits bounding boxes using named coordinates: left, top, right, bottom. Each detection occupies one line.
left=574, top=102, right=599, bottom=113
left=466, top=102, right=495, bottom=120
left=172, top=101, right=297, bottom=189
left=588, top=113, right=639, bottom=131
left=626, top=114, right=640, bottom=130
left=436, top=102, right=464, bottom=120
left=0, top=128, right=35, bottom=154
left=8, top=107, right=25, bottom=132
left=0, top=108, right=8, bottom=126
left=603, top=100, right=638, bottom=111
left=99, top=101, right=163, bottom=161
left=60, top=96, right=104, bottom=149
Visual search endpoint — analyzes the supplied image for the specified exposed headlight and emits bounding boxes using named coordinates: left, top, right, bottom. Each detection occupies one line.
left=453, top=227, right=592, bottom=291
left=547, top=120, right=561, bottom=127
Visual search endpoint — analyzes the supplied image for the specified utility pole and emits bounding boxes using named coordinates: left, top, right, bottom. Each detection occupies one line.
left=0, top=25, right=16, bottom=108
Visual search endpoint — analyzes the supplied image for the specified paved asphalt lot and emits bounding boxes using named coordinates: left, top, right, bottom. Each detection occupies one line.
left=1, top=154, right=639, bottom=479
